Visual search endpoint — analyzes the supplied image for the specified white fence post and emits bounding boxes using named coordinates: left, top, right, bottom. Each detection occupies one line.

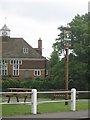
left=71, top=88, right=76, bottom=111
left=31, top=89, right=37, bottom=114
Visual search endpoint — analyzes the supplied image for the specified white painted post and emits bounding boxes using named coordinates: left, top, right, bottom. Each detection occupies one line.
left=31, top=89, right=37, bottom=114
left=71, top=88, right=76, bottom=111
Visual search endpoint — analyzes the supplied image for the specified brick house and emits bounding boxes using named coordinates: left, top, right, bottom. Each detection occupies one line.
left=0, top=24, right=49, bottom=80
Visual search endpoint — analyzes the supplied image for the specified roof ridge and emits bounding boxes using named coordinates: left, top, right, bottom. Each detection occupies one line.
left=0, top=24, right=10, bottom=31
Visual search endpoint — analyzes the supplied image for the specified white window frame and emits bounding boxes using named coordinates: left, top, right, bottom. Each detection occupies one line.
left=13, top=64, right=19, bottom=76
left=34, top=69, right=41, bottom=76
left=46, top=70, right=48, bottom=76
left=10, top=60, right=21, bottom=76
left=2, top=64, right=8, bottom=75
left=10, top=60, right=22, bottom=65
left=23, top=48, right=29, bottom=54
left=0, top=60, right=8, bottom=76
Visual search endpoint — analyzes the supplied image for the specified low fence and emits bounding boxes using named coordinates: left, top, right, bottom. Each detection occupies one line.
left=0, top=88, right=89, bottom=115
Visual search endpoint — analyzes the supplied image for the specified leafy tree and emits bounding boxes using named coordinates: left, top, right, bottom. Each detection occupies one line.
left=49, top=13, right=88, bottom=90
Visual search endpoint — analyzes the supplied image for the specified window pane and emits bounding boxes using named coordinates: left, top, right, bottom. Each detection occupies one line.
left=23, top=48, right=29, bottom=53
left=46, top=70, right=48, bottom=75
left=14, top=70, right=15, bottom=75
left=14, top=60, right=15, bottom=64
left=13, top=64, right=19, bottom=76
left=16, top=70, right=18, bottom=75
left=38, top=71, right=40, bottom=75
left=34, top=70, right=41, bottom=76
left=35, top=71, right=37, bottom=75
left=0, top=60, right=8, bottom=75
left=10, top=60, right=13, bottom=64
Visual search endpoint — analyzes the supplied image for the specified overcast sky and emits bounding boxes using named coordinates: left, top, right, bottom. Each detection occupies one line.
left=0, top=0, right=89, bottom=58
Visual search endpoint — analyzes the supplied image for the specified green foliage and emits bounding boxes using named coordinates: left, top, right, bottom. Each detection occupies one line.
left=2, top=78, right=20, bottom=91
left=49, top=13, right=88, bottom=90
left=1, top=77, right=65, bottom=91
left=69, top=14, right=88, bottom=44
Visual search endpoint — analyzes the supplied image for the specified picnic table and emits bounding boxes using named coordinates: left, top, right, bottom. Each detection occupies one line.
left=4, top=88, right=32, bottom=103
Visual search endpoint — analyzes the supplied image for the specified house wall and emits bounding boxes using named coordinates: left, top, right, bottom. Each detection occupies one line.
left=20, top=60, right=45, bottom=69
left=8, top=63, right=12, bottom=76
left=19, top=60, right=46, bottom=79
left=2, top=59, right=48, bottom=80
left=19, top=69, right=46, bottom=79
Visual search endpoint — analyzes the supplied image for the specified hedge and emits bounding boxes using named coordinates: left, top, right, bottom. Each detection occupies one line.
left=1, top=77, right=65, bottom=91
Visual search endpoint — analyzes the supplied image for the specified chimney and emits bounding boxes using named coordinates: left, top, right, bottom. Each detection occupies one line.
left=38, top=37, right=42, bottom=55
left=38, top=37, right=42, bottom=48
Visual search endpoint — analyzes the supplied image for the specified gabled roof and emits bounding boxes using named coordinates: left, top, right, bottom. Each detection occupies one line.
left=0, top=24, right=11, bottom=31
left=2, top=37, right=45, bottom=59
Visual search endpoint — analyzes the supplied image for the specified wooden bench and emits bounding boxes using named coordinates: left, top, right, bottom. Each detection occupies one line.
left=50, top=89, right=65, bottom=99
left=17, top=93, right=31, bottom=102
left=4, top=93, right=19, bottom=103
left=3, top=88, right=32, bottom=103
left=51, top=89, right=79, bottom=99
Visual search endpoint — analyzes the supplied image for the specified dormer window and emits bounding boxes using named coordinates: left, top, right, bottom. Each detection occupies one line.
left=23, top=48, right=29, bottom=54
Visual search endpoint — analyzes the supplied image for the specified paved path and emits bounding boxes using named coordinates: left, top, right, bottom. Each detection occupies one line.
left=3, top=110, right=89, bottom=119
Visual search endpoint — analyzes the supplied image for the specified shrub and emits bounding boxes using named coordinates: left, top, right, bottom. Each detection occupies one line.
left=1, top=78, right=65, bottom=91
left=2, top=78, right=20, bottom=91
left=19, top=79, right=32, bottom=88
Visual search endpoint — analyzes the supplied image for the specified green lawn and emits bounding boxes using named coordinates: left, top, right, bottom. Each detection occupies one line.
left=2, top=101, right=89, bottom=117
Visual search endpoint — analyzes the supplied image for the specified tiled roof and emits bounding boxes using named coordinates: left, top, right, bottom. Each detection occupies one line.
left=2, top=37, right=45, bottom=59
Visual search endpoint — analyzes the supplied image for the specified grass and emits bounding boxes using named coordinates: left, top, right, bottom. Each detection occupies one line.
left=2, top=104, right=31, bottom=116
left=2, top=101, right=89, bottom=117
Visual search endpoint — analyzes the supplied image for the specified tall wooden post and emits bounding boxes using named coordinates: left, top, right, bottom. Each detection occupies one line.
left=65, top=43, right=69, bottom=105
